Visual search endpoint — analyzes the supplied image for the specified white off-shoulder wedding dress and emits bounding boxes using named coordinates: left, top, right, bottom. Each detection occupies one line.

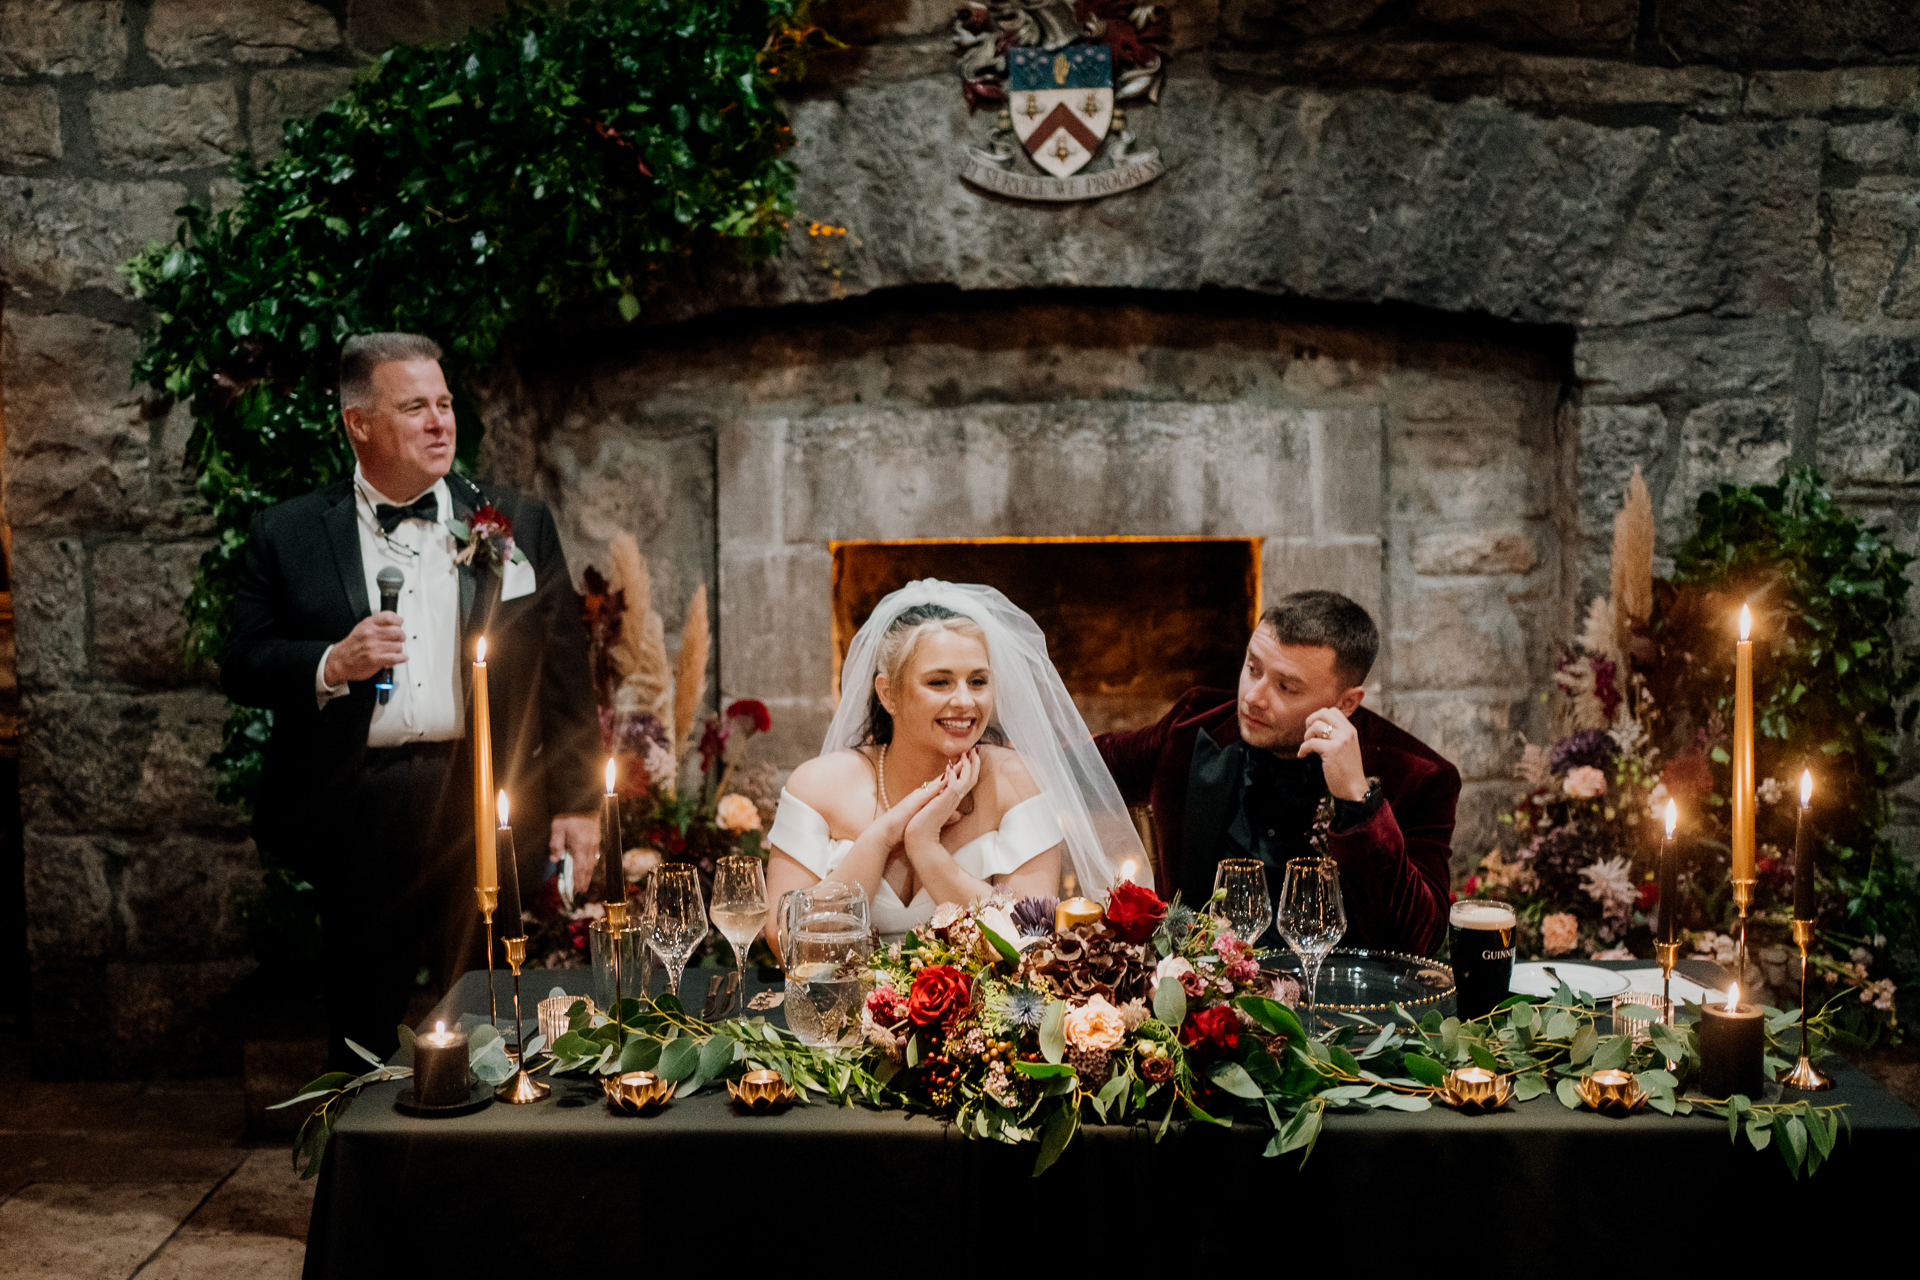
left=767, top=788, right=1064, bottom=939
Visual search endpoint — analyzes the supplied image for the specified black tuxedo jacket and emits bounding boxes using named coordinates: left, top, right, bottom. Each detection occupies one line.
left=1096, top=689, right=1459, bottom=956
left=221, top=473, right=601, bottom=878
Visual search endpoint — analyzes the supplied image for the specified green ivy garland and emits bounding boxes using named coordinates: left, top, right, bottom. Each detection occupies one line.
left=127, top=0, right=827, bottom=807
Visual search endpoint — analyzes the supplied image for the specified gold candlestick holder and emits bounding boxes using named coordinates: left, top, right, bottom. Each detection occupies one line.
left=1780, top=918, right=1834, bottom=1092
left=1653, top=940, right=1681, bottom=1025
left=494, top=935, right=550, bottom=1103
left=604, top=900, right=629, bottom=1036
left=1730, top=877, right=1755, bottom=989
left=475, top=885, right=499, bottom=1030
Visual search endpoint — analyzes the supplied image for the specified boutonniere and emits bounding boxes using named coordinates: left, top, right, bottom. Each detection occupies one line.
left=447, top=503, right=528, bottom=572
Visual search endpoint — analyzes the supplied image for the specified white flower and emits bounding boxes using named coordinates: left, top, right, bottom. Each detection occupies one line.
left=1579, top=856, right=1637, bottom=915
left=1153, top=955, right=1195, bottom=987
left=622, top=847, right=663, bottom=881
left=1757, top=776, right=1786, bottom=806
left=1851, top=947, right=1874, bottom=967
left=977, top=906, right=1040, bottom=951
left=929, top=902, right=964, bottom=931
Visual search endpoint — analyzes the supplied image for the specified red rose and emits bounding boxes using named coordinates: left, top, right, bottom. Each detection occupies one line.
left=1104, top=880, right=1167, bottom=944
left=1636, top=881, right=1660, bottom=911
left=907, top=964, right=973, bottom=1028
left=1179, top=1006, right=1241, bottom=1059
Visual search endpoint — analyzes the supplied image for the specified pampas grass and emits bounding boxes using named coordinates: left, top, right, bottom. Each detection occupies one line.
left=607, top=533, right=673, bottom=723
left=1610, top=465, right=1655, bottom=655
left=672, top=583, right=710, bottom=752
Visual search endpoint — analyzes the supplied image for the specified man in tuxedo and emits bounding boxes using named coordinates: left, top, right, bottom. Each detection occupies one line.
left=1097, top=591, right=1457, bottom=955
left=223, top=332, right=603, bottom=1070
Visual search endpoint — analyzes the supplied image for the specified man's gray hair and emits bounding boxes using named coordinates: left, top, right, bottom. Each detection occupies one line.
left=339, top=332, right=443, bottom=409
left=1259, top=590, right=1379, bottom=687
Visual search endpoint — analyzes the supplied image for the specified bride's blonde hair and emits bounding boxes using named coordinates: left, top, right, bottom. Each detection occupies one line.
left=862, top=604, right=994, bottom=745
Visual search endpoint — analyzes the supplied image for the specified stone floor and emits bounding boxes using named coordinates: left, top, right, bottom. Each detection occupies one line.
left=0, top=1019, right=314, bottom=1280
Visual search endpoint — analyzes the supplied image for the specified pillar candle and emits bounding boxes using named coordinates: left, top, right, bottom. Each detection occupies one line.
left=496, top=790, right=523, bottom=930
left=601, top=756, right=623, bottom=907
left=1793, top=770, right=1815, bottom=921
left=1659, top=799, right=1678, bottom=946
left=473, top=638, right=496, bottom=902
left=1730, top=606, right=1754, bottom=883
left=413, top=1020, right=470, bottom=1107
left=1698, top=984, right=1765, bottom=1098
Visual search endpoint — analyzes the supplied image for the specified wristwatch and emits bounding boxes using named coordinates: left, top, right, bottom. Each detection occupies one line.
left=1331, top=778, right=1384, bottom=833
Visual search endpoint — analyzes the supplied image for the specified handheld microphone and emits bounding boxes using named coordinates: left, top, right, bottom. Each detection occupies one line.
left=374, top=567, right=404, bottom=705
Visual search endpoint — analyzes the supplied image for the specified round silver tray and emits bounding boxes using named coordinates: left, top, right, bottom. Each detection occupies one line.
left=1264, top=946, right=1455, bottom=1013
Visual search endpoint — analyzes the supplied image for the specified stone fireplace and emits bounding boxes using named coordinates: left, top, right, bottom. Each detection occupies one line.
left=831, top=536, right=1261, bottom=733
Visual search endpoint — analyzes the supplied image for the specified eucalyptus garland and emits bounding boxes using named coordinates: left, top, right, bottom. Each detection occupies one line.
left=126, top=0, right=828, bottom=803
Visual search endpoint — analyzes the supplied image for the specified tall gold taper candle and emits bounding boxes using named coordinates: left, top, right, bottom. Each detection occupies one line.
left=1731, top=606, right=1754, bottom=884
left=473, top=637, right=497, bottom=901
left=1730, top=606, right=1755, bottom=980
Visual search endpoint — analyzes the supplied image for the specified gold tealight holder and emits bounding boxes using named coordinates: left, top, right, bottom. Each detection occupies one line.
left=1576, top=1068, right=1647, bottom=1117
left=1055, top=896, right=1104, bottom=931
left=726, top=1068, right=799, bottom=1111
left=1438, top=1067, right=1513, bottom=1114
left=603, top=1071, right=674, bottom=1114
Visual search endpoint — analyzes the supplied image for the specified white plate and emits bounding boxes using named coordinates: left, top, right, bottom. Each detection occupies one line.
left=1509, top=962, right=1631, bottom=1000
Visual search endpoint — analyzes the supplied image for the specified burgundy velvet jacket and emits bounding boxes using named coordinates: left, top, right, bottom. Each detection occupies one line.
left=1095, top=689, right=1460, bottom=956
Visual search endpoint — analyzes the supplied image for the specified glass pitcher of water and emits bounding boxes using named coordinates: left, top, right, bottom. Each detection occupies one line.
left=775, top=881, right=872, bottom=1047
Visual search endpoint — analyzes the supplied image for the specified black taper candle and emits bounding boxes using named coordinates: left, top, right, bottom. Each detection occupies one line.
left=496, top=792, right=523, bottom=929
left=1793, top=773, right=1814, bottom=920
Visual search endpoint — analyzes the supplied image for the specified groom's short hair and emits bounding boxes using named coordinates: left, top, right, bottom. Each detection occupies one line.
left=1259, top=591, right=1377, bottom=686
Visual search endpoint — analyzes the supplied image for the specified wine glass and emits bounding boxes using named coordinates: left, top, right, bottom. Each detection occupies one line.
left=709, top=855, right=768, bottom=1017
left=1212, top=858, right=1272, bottom=944
left=645, top=864, right=708, bottom=1000
left=1277, top=857, right=1346, bottom=1026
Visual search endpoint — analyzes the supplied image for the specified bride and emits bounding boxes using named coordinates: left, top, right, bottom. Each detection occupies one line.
left=766, top=580, right=1144, bottom=943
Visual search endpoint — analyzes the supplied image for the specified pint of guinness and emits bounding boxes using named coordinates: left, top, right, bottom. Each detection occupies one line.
left=1450, top=901, right=1517, bottom=1021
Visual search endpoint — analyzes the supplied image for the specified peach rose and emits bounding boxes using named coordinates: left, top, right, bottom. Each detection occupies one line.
left=1541, top=911, right=1579, bottom=956
left=1563, top=766, right=1607, bottom=799
left=716, top=793, right=761, bottom=832
left=1063, top=995, right=1127, bottom=1053
left=622, top=847, right=663, bottom=882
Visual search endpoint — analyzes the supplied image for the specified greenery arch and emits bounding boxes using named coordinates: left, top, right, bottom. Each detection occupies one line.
left=129, top=0, right=826, bottom=804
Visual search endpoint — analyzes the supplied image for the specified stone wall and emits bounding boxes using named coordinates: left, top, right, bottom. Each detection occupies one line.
left=3, top=0, right=1918, bottom=1072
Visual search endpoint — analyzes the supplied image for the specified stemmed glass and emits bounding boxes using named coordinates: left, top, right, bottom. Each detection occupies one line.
left=645, top=864, right=708, bottom=1000
left=1277, top=857, right=1346, bottom=1026
left=1212, top=858, right=1273, bottom=944
left=708, top=855, right=769, bottom=1017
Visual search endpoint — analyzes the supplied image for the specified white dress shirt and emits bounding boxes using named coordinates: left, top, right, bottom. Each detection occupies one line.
left=315, top=467, right=465, bottom=744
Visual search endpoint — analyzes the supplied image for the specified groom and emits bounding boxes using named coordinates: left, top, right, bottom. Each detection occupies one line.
left=1096, top=591, right=1457, bottom=955
left=222, top=332, right=603, bottom=1069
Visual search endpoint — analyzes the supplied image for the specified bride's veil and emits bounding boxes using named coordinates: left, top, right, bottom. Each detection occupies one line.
left=823, top=579, right=1144, bottom=900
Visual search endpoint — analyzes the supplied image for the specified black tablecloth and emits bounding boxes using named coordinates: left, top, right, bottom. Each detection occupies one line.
left=305, top=962, right=1918, bottom=1273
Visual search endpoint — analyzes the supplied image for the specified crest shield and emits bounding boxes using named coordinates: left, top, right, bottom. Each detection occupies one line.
left=1007, top=45, right=1113, bottom=179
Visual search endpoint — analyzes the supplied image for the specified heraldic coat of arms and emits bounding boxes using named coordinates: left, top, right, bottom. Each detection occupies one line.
left=953, top=2, right=1169, bottom=201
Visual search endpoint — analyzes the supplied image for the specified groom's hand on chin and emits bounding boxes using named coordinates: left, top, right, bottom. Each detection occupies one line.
left=1298, top=708, right=1367, bottom=801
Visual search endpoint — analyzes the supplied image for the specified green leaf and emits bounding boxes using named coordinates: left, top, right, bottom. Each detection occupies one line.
left=1589, top=1035, right=1630, bottom=1071
left=1556, top=1077, right=1583, bottom=1110
left=1568, top=1023, right=1599, bottom=1064
left=979, top=924, right=1020, bottom=965
left=1465, top=1039, right=1501, bottom=1072
left=616, top=292, right=641, bottom=322
left=1039, top=1001, right=1068, bottom=1065
left=1544, top=1010, right=1578, bottom=1040
left=345, top=1038, right=386, bottom=1069
left=906, top=1034, right=921, bottom=1068
left=657, top=1035, right=700, bottom=1083
left=427, top=91, right=463, bottom=108
left=1237, top=997, right=1307, bottom=1044
left=1210, top=1062, right=1262, bottom=1099
left=697, top=1035, right=735, bottom=1080
left=1402, top=1053, right=1446, bottom=1088
left=1747, top=1117, right=1773, bottom=1150
left=1512, top=1071, right=1549, bottom=1101
left=1152, top=977, right=1187, bottom=1029
left=1032, top=1104, right=1079, bottom=1176
left=1011, top=1060, right=1075, bottom=1079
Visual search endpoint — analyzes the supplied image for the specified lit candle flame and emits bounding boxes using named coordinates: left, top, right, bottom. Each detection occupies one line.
left=1120, top=859, right=1137, bottom=883
left=1725, top=982, right=1740, bottom=1012
left=435, top=1019, right=446, bottom=1035
left=604, top=756, right=617, bottom=796
left=1800, top=768, right=1813, bottom=809
left=497, top=789, right=510, bottom=828
left=476, top=636, right=487, bottom=664
left=1737, top=605, right=1751, bottom=641
left=1663, top=798, right=1677, bottom=838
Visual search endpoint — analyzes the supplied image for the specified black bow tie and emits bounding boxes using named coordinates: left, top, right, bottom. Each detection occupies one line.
left=374, top=492, right=439, bottom=534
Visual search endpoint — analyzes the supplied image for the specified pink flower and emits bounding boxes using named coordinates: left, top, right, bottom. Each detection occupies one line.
left=1154, top=955, right=1206, bottom=998
left=1063, top=996, right=1127, bottom=1052
left=865, top=985, right=909, bottom=1026
left=1541, top=912, right=1579, bottom=956
left=1213, top=933, right=1261, bottom=982
left=1563, top=766, right=1608, bottom=799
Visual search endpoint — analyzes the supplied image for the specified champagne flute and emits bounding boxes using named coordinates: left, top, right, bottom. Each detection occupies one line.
left=1277, top=857, right=1346, bottom=1026
left=645, top=864, right=708, bottom=1000
left=1212, top=858, right=1272, bottom=944
left=709, top=855, right=769, bottom=1017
